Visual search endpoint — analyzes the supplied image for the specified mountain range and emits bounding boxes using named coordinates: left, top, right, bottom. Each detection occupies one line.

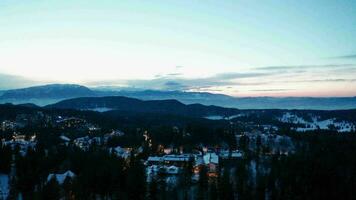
left=46, top=96, right=239, bottom=117
left=1, top=84, right=356, bottom=110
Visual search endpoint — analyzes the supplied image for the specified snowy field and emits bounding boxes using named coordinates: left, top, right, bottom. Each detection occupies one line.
left=278, top=112, right=355, bottom=132
left=204, top=114, right=245, bottom=120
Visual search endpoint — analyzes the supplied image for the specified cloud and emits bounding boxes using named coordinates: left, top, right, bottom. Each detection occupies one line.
left=249, top=89, right=294, bottom=92
left=96, top=71, right=274, bottom=91
left=255, top=64, right=355, bottom=71
left=163, top=81, right=186, bottom=90
left=297, top=78, right=356, bottom=83
left=329, top=54, right=356, bottom=59
left=213, top=72, right=270, bottom=79
left=4, top=61, right=352, bottom=96
left=0, top=73, right=42, bottom=90
left=166, top=73, right=183, bottom=76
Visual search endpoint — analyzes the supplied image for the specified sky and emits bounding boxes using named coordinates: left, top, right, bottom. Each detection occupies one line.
left=0, top=0, right=355, bottom=96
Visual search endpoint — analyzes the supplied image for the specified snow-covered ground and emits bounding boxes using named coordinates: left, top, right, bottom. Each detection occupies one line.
left=87, top=107, right=112, bottom=112
left=278, top=112, right=354, bottom=133
left=0, top=174, right=9, bottom=200
left=204, top=115, right=225, bottom=120
left=204, top=114, right=244, bottom=120
left=278, top=112, right=310, bottom=124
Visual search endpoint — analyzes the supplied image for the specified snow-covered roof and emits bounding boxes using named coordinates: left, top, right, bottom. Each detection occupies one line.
left=194, top=156, right=204, bottom=166
left=203, top=152, right=219, bottom=164
left=111, top=146, right=131, bottom=158
left=47, top=170, right=76, bottom=185
left=74, top=136, right=89, bottom=142
left=147, top=154, right=192, bottom=163
left=219, top=150, right=243, bottom=158
left=147, top=156, right=163, bottom=162
left=165, top=166, right=179, bottom=174
left=60, top=135, right=70, bottom=142
left=163, top=155, right=191, bottom=162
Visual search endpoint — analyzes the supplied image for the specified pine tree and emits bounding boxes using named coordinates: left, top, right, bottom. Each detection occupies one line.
left=42, top=177, right=61, bottom=200
left=209, top=179, right=218, bottom=200
left=147, top=178, right=158, bottom=200
left=62, top=176, right=74, bottom=200
left=218, top=168, right=234, bottom=200
left=126, top=155, right=146, bottom=200
left=0, top=144, right=12, bottom=173
left=197, top=165, right=208, bottom=200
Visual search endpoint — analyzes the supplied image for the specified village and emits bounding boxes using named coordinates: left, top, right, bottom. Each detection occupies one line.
left=0, top=109, right=300, bottom=200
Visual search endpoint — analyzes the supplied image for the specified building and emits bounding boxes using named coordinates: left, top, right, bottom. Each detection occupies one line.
left=219, top=150, right=243, bottom=159
left=1, top=120, right=16, bottom=131
left=110, top=146, right=131, bottom=159
left=47, top=170, right=76, bottom=185
left=203, top=152, right=219, bottom=176
left=147, top=154, right=192, bottom=167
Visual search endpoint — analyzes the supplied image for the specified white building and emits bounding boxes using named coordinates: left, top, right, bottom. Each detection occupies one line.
left=47, top=170, right=76, bottom=185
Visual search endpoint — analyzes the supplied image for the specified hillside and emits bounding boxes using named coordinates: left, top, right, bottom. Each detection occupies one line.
left=0, top=84, right=96, bottom=105
left=1, top=84, right=356, bottom=110
left=46, top=96, right=240, bottom=117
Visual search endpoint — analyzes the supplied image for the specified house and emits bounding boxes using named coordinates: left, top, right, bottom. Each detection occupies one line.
left=203, top=152, right=219, bottom=176
left=4, top=139, right=36, bottom=156
left=163, top=154, right=192, bottom=167
left=193, top=155, right=204, bottom=174
left=146, top=154, right=192, bottom=167
left=219, top=150, right=243, bottom=159
left=56, top=117, right=86, bottom=129
left=1, top=120, right=16, bottom=131
left=73, top=136, right=90, bottom=150
left=73, top=136, right=102, bottom=150
left=165, top=166, right=180, bottom=175
left=163, top=147, right=173, bottom=154
left=103, top=130, right=125, bottom=143
left=47, top=170, right=76, bottom=185
left=12, top=134, right=26, bottom=142
left=110, top=146, right=131, bottom=159
left=147, top=156, right=163, bottom=165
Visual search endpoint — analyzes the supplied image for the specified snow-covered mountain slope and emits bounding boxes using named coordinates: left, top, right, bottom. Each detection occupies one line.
left=278, top=112, right=355, bottom=132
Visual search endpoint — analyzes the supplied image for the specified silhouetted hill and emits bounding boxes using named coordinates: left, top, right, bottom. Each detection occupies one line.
left=0, top=84, right=97, bottom=105
left=0, top=84, right=95, bottom=99
left=95, top=89, right=356, bottom=110
left=1, top=84, right=356, bottom=109
left=46, top=96, right=239, bottom=117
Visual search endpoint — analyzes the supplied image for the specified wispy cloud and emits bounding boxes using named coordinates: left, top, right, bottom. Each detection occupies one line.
left=213, top=72, right=270, bottom=79
left=85, top=71, right=273, bottom=91
left=255, top=64, right=356, bottom=71
left=3, top=60, right=354, bottom=97
left=163, top=81, right=186, bottom=90
left=329, top=54, right=356, bottom=59
left=84, top=64, right=356, bottom=94
left=0, top=73, right=44, bottom=90
left=166, top=73, right=183, bottom=76
left=249, top=89, right=294, bottom=92
left=296, top=78, right=356, bottom=83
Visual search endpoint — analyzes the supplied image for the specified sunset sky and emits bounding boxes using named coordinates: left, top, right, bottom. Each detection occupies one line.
left=0, top=0, right=355, bottom=96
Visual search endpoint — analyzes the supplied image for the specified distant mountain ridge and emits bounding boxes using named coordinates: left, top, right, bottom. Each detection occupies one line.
left=0, top=84, right=95, bottom=99
left=99, top=90, right=356, bottom=110
left=0, top=84, right=96, bottom=105
left=1, top=84, right=356, bottom=110
left=46, top=96, right=239, bottom=117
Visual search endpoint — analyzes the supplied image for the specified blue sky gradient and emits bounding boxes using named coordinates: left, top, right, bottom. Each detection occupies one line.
left=0, top=0, right=355, bottom=96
